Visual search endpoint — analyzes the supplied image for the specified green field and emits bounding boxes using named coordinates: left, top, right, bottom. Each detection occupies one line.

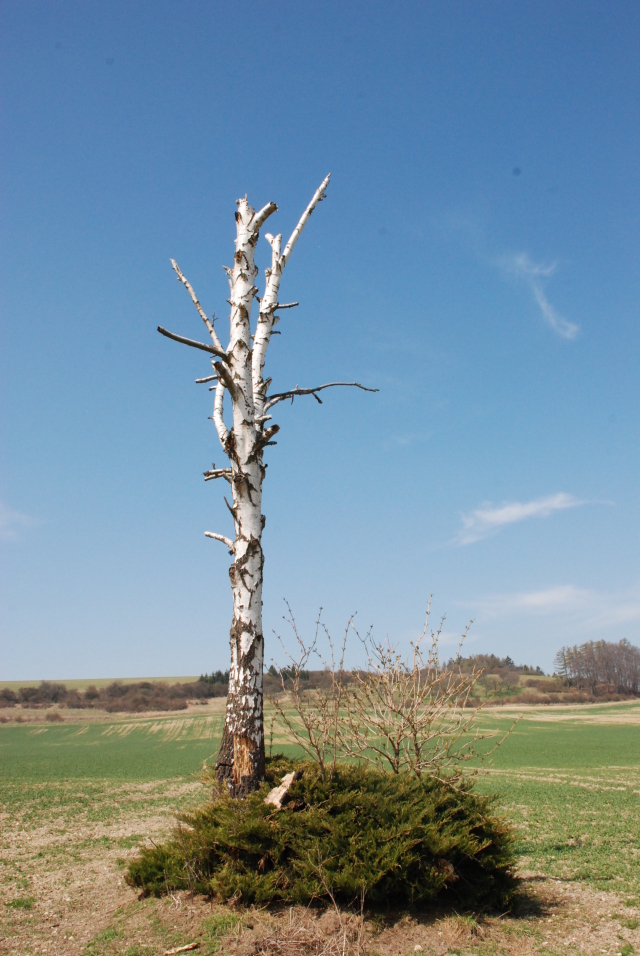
left=2, top=701, right=640, bottom=955
left=2, top=702, right=639, bottom=893
left=473, top=705, right=640, bottom=894
left=0, top=714, right=225, bottom=782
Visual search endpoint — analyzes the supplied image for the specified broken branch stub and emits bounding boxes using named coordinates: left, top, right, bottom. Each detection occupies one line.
left=264, top=771, right=301, bottom=809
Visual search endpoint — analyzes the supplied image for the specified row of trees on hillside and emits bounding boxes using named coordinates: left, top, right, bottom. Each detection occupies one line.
left=0, top=679, right=222, bottom=713
left=554, top=639, right=640, bottom=694
left=448, top=654, right=545, bottom=676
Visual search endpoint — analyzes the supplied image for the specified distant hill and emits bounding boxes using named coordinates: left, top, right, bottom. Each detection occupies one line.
left=2, top=641, right=638, bottom=716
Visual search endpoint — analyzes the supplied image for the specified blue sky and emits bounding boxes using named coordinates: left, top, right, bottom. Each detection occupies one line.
left=1, top=0, right=639, bottom=679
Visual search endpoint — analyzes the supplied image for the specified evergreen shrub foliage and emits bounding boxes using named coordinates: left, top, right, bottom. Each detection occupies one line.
left=126, top=757, right=516, bottom=908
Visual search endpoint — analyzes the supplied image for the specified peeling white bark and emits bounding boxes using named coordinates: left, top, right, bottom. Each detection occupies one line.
left=212, top=377, right=229, bottom=448
left=160, top=175, right=376, bottom=795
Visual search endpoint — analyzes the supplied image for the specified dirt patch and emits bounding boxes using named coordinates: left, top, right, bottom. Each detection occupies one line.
left=364, top=878, right=639, bottom=954
left=0, top=778, right=204, bottom=955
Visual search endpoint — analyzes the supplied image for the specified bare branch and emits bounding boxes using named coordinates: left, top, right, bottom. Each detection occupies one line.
left=157, top=326, right=229, bottom=362
left=212, top=377, right=230, bottom=448
left=222, top=265, right=233, bottom=295
left=253, top=201, right=278, bottom=231
left=275, top=301, right=299, bottom=310
left=265, top=381, right=378, bottom=412
left=251, top=176, right=330, bottom=420
left=269, top=605, right=331, bottom=779
left=170, top=259, right=224, bottom=352
left=204, top=531, right=235, bottom=553
left=164, top=945, right=200, bottom=956
left=261, top=424, right=280, bottom=443
left=212, top=361, right=237, bottom=398
left=204, top=464, right=232, bottom=483
left=281, top=174, right=331, bottom=267
left=195, top=374, right=217, bottom=384
left=264, top=231, right=282, bottom=259
left=251, top=232, right=284, bottom=419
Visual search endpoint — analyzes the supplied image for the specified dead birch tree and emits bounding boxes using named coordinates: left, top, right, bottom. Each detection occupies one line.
left=159, top=176, right=376, bottom=796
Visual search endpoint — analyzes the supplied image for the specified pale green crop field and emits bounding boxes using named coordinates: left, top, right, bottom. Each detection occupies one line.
left=1, top=700, right=639, bottom=894
left=473, top=702, right=640, bottom=894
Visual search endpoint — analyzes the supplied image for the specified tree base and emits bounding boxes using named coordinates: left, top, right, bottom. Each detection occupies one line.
left=216, top=723, right=265, bottom=797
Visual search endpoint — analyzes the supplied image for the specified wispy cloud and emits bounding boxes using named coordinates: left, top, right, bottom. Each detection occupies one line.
left=435, top=211, right=580, bottom=340
left=473, top=583, right=640, bottom=632
left=478, top=585, right=588, bottom=615
left=500, top=252, right=579, bottom=340
left=0, top=502, right=36, bottom=541
left=457, top=492, right=584, bottom=545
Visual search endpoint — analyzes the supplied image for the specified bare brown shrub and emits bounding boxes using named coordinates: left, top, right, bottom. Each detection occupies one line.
left=269, top=601, right=514, bottom=786
left=0, top=688, right=18, bottom=706
left=269, top=604, right=349, bottom=781
left=338, top=606, right=512, bottom=782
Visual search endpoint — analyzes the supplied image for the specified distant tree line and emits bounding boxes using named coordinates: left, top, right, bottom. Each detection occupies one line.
left=447, top=654, right=545, bottom=676
left=199, top=670, right=230, bottom=685
left=267, top=665, right=310, bottom=681
left=0, top=678, right=224, bottom=713
left=3, top=640, right=639, bottom=716
left=554, top=639, right=640, bottom=695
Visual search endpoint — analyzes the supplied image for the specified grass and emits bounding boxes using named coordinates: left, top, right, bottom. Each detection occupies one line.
left=0, top=713, right=226, bottom=782
left=5, top=896, right=35, bottom=910
left=2, top=699, right=640, bottom=953
left=469, top=702, right=640, bottom=894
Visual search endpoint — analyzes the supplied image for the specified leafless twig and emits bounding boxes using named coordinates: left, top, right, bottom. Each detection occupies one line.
left=269, top=604, right=349, bottom=781
left=339, top=602, right=512, bottom=785
left=170, top=258, right=223, bottom=352
left=265, top=383, right=378, bottom=412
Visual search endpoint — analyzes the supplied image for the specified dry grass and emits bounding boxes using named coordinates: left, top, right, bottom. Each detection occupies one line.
left=0, top=696, right=227, bottom=725
left=484, top=698, right=640, bottom=724
left=0, top=778, right=202, bottom=955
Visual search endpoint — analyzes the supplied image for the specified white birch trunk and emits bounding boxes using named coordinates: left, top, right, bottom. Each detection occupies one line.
left=214, top=196, right=271, bottom=795
left=159, top=175, right=376, bottom=795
